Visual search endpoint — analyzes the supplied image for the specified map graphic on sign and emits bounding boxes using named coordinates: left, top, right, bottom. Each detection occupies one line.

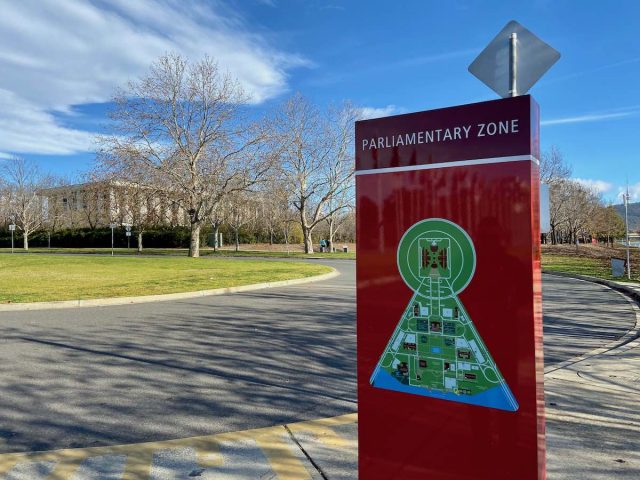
left=369, top=219, right=519, bottom=412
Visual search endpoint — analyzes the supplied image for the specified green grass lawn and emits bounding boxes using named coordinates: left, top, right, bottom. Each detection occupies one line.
left=541, top=254, right=639, bottom=283
left=0, top=247, right=356, bottom=260
left=0, top=255, right=332, bottom=304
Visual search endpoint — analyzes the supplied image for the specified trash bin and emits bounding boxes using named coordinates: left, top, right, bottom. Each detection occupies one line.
left=343, top=246, right=348, bottom=253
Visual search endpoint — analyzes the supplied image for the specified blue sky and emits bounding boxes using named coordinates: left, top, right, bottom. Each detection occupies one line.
left=1, top=0, right=639, bottom=202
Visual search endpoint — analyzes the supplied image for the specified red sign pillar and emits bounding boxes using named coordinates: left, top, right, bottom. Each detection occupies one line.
left=356, top=96, right=544, bottom=480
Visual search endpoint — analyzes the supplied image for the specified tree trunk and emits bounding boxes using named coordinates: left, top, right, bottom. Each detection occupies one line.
left=189, top=222, right=201, bottom=257
left=234, top=228, right=239, bottom=252
left=137, top=232, right=143, bottom=253
left=303, top=227, right=313, bottom=254
left=23, top=232, right=29, bottom=251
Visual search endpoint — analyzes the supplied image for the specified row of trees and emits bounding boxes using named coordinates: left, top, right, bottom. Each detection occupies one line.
left=0, top=159, right=48, bottom=249
left=213, top=190, right=354, bottom=251
left=541, top=147, right=625, bottom=245
left=98, top=53, right=355, bottom=256
left=0, top=154, right=356, bottom=251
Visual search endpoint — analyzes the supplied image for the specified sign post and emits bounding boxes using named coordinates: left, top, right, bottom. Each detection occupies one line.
left=469, top=20, right=560, bottom=99
left=9, top=224, right=15, bottom=254
left=356, top=95, right=545, bottom=479
left=124, top=224, right=132, bottom=249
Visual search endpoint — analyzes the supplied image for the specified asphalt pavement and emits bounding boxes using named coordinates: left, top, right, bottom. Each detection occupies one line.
left=0, top=259, right=637, bottom=479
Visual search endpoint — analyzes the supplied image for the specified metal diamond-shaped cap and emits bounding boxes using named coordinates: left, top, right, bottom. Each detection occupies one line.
left=469, top=20, right=560, bottom=98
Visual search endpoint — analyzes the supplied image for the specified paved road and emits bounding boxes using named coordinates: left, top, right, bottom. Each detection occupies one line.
left=0, top=259, right=635, bottom=457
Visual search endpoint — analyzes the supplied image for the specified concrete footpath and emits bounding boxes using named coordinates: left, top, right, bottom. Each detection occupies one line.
left=0, top=275, right=638, bottom=479
left=1, top=333, right=638, bottom=479
left=543, top=278, right=640, bottom=479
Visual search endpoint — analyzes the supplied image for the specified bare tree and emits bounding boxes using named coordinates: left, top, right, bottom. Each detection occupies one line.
left=255, top=178, right=294, bottom=246
left=338, top=209, right=356, bottom=243
left=264, top=181, right=298, bottom=252
left=73, top=176, right=109, bottom=230
left=38, top=176, right=71, bottom=247
left=550, top=179, right=600, bottom=246
left=1, top=157, right=47, bottom=250
left=548, top=179, right=570, bottom=244
left=226, top=191, right=256, bottom=251
left=99, top=53, right=273, bottom=257
left=324, top=197, right=354, bottom=251
left=565, top=182, right=599, bottom=245
left=0, top=175, right=11, bottom=227
left=257, top=192, right=279, bottom=246
left=541, top=147, right=574, bottom=244
left=55, top=183, right=88, bottom=230
left=113, top=181, right=164, bottom=252
left=273, top=94, right=355, bottom=253
left=540, top=146, right=571, bottom=185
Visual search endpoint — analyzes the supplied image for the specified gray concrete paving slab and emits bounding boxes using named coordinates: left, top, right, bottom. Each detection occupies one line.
left=289, top=422, right=357, bottom=480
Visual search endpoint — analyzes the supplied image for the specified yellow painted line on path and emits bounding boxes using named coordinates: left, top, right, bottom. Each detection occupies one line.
left=287, top=413, right=358, bottom=450
left=253, top=429, right=313, bottom=480
left=0, top=413, right=358, bottom=479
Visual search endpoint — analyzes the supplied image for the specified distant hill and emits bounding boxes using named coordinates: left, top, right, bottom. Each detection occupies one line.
left=614, top=202, right=640, bottom=232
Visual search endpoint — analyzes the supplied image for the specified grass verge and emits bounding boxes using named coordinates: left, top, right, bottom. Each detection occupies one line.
left=541, top=251, right=639, bottom=283
left=0, top=255, right=332, bottom=304
left=0, top=247, right=356, bottom=260
left=542, top=254, right=613, bottom=279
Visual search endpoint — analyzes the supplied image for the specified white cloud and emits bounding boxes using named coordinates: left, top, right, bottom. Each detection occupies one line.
left=0, top=89, right=95, bottom=155
left=357, top=105, right=401, bottom=120
left=617, top=183, right=640, bottom=203
left=541, top=109, right=639, bottom=126
left=574, top=178, right=613, bottom=194
left=0, top=0, right=306, bottom=156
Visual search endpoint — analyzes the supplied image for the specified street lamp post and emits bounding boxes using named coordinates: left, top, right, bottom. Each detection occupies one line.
left=110, top=223, right=116, bottom=257
left=624, top=186, right=631, bottom=280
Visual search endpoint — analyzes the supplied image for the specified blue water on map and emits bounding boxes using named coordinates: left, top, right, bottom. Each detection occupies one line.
left=371, top=368, right=519, bottom=412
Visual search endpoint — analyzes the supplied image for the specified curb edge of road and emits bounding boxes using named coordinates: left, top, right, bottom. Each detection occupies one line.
left=542, top=270, right=640, bottom=374
left=0, top=268, right=340, bottom=312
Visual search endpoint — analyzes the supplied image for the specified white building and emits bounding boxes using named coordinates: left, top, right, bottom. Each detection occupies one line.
left=39, top=180, right=187, bottom=229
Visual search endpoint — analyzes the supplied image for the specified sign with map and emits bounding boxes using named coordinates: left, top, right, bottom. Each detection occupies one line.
left=356, top=95, right=545, bottom=480
left=370, top=218, right=519, bottom=411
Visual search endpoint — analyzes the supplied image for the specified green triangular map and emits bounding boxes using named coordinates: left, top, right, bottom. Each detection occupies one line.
left=369, top=218, right=518, bottom=411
